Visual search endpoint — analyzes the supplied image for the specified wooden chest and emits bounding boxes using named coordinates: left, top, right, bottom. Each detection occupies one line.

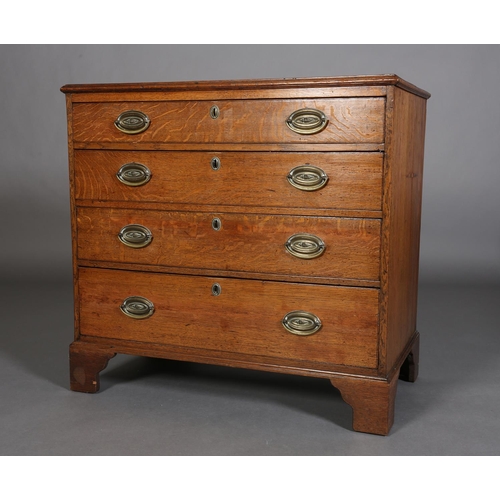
left=61, top=75, right=430, bottom=435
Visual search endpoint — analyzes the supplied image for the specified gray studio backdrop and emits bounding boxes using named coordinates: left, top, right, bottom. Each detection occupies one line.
left=1, top=45, right=499, bottom=285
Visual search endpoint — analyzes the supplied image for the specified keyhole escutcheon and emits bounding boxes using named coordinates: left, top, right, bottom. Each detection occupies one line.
left=210, top=105, right=220, bottom=119
left=212, top=217, right=222, bottom=231
left=211, top=157, right=221, bottom=170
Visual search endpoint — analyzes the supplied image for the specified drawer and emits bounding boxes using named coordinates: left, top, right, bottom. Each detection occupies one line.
left=77, top=207, right=381, bottom=281
left=71, top=98, right=385, bottom=144
left=74, top=150, right=383, bottom=211
left=78, top=268, right=379, bottom=368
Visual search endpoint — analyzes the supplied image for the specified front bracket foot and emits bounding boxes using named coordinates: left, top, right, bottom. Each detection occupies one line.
left=331, top=372, right=399, bottom=435
left=69, top=341, right=116, bottom=393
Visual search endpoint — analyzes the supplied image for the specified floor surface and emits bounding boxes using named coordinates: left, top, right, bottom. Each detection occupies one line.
left=1, top=280, right=499, bottom=455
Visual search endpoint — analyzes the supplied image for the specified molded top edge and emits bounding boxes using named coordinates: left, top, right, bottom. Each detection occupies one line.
left=60, top=74, right=431, bottom=99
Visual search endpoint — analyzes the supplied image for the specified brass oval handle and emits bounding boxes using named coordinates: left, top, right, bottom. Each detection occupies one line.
left=286, top=108, right=328, bottom=135
left=118, top=224, right=153, bottom=248
left=120, top=296, right=155, bottom=319
left=116, top=163, right=152, bottom=186
left=285, top=233, right=325, bottom=259
left=114, top=110, right=151, bottom=134
left=287, top=164, right=328, bottom=191
left=282, top=310, right=322, bottom=336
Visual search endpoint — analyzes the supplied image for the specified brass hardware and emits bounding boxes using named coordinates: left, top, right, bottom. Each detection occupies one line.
left=282, top=310, right=322, bottom=336
left=212, top=217, right=222, bottom=231
left=118, top=224, right=153, bottom=248
left=285, top=233, right=325, bottom=259
left=116, top=162, right=152, bottom=186
left=120, top=296, right=155, bottom=319
left=210, top=105, right=220, bottom=119
left=211, top=157, right=221, bottom=170
left=114, top=110, right=150, bottom=134
left=287, top=164, right=328, bottom=191
left=286, top=108, right=328, bottom=135
left=211, top=283, right=221, bottom=296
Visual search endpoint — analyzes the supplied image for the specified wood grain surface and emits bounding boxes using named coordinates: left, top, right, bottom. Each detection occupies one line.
left=65, top=95, right=81, bottom=341
left=75, top=200, right=382, bottom=220
left=76, top=207, right=381, bottom=280
left=78, top=268, right=380, bottom=368
left=73, top=142, right=386, bottom=153
left=61, top=74, right=430, bottom=99
left=72, top=98, right=385, bottom=144
left=68, top=86, right=387, bottom=103
left=74, top=150, right=383, bottom=211
left=379, top=86, right=427, bottom=374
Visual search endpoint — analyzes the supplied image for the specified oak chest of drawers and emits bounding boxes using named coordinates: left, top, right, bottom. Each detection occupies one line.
left=61, top=75, right=430, bottom=435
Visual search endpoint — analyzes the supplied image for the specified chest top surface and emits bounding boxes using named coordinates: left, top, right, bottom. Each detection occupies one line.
left=61, top=74, right=430, bottom=98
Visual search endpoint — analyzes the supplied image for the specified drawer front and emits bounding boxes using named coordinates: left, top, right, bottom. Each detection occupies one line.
left=74, top=150, right=383, bottom=211
left=77, top=207, right=381, bottom=281
left=72, top=98, right=385, bottom=144
left=79, top=268, right=379, bottom=368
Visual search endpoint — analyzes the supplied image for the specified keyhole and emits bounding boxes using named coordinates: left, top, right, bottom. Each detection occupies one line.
left=211, top=157, right=221, bottom=170
left=211, top=283, right=221, bottom=296
left=212, top=217, right=221, bottom=231
left=210, top=105, right=220, bottom=119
